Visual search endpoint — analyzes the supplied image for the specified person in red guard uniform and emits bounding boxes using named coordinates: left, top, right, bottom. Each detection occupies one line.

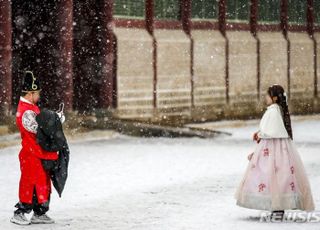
left=11, top=71, right=58, bottom=225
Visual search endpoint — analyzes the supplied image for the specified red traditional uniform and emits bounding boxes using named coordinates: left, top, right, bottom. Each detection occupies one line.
left=16, top=97, right=58, bottom=204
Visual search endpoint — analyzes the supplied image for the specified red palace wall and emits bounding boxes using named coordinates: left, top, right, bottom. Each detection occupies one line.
left=0, top=0, right=319, bottom=123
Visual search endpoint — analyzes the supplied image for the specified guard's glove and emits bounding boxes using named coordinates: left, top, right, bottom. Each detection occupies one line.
left=57, top=111, right=65, bottom=124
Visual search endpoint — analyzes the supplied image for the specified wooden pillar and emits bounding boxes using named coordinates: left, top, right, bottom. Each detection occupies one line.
left=57, top=0, right=74, bottom=112
left=0, top=0, right=12, bottom=118
left=146, top=0, right=154, bottom=34
left=100, top=0, right=115, bottom=109
left=219, top=0, right=229, bottom=102
left=145, top=0, right=157, bottom=108
left=250, top=0, right=260, bottom=99
left=280, top=0, right=288, bottom=37
left=181, top=0, right=191, bottom=35
left=219, top=0, right=226, bottom=36
left=307, top=0, right=317, bottom=97
left=280, top=0, right=290, bottom=96
left=250, top=0, right=258, bottom=36
left=307, top=0, right=314, bottom=36
left=180, top=0, right=193, bottom=107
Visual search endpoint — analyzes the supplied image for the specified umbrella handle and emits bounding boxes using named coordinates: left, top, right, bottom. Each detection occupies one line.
left=57, top=103, right=65, bottom=114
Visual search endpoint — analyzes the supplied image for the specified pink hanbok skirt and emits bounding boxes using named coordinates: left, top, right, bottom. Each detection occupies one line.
left=235, top=138, right=314, bottom=211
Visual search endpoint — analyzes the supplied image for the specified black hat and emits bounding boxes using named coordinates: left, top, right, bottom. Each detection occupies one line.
left=22, top=71, right=41, bottom=92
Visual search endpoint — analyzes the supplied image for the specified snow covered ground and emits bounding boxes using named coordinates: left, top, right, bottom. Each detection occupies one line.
left=0, top=116, right=320, bottom=229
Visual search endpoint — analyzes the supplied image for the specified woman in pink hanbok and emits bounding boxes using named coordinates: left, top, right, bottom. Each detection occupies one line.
left=235, top=84, right=315, bottom=218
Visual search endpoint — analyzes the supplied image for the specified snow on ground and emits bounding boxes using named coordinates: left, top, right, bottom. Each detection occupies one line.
left=0, top=116, right=320, bottom=229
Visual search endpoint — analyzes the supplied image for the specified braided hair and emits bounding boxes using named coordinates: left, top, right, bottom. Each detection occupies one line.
left=267, top=85, right=293, bottom=139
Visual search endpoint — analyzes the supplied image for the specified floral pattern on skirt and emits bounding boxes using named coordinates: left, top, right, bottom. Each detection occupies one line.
left=235, top=138, right=315, bottom=211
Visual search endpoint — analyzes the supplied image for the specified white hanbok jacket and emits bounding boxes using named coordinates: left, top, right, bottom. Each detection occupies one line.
left=257, top=103, right=289, bottom=139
